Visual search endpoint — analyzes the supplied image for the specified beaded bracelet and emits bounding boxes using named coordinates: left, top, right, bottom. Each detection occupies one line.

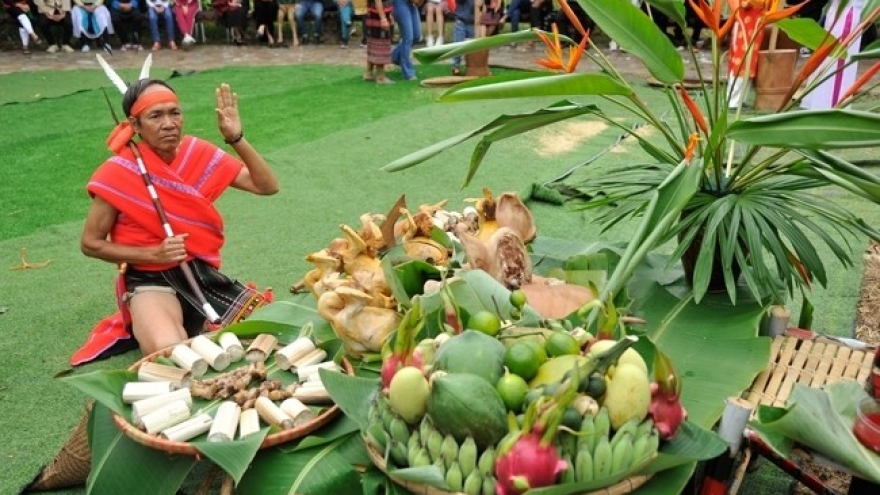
left=225, top=131, right=244, bottom=145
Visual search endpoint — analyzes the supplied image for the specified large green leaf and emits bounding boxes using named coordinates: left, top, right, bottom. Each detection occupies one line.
left=750, top=382, right=880, bottom=484
left=63, top=369, right=136, bottom=417
left=797, top=149, right=880, bottom=203
left=223, top=296, right=336, bottom=344
left=438, top=73, right=634, bottom=102
left=190, top=427, right=270, bottom=485
left=382, top=101, right=602, bottom=174
left=577, top=0, right=684, bottom=83
left=321, top=368, right=381, bottom=430
left=87, top=403, right=195, bottom=495
left=776, top=18, right=843, bottom=54
left=727, top=110, right=880, bottom=149
left=237, top=430, right=368, bottom=495
left=413, top=30, right=549, bottom=64
left=419, top=270, right=543, bottom=325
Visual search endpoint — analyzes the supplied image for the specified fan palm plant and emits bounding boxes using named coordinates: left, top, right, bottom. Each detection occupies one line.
left=385, top=0, right=880, bottom=305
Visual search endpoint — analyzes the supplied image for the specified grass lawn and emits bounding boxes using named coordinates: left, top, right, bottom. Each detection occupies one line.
left=0, top=64, right=876, bottom=494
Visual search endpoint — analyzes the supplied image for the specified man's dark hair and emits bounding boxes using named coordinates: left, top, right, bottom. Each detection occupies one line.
left=122, top=79, right=176, bottom=117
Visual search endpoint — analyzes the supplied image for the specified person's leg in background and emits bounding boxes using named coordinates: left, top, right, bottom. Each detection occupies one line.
left=390, top=0, right=419, bottom=80
left=338, top=0, right=354, bottom=46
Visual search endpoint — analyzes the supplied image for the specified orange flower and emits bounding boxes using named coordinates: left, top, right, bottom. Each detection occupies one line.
left=761, top=0, right=806, bottom=25
left=558, top=0, right=587, bottom=37
left=689, top=0, right=737, bottom=39
left=678, top=85, right=709, bottom=135
left=684, top=133, right=700, bottom=162
left=534, top=23, right=589, bottom=73
left=837, top=61, right=880, bottom=105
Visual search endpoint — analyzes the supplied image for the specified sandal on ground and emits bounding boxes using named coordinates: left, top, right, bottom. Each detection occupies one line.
left=152, top=42, right=161, bottom=51
left=169, top=41, right=178, bottom=50
left=22, top=47, right=31, bottom=55
left=376, top=77, right=395, bottom=84
left=362, top=73, right=376, bottom=81
left=451, top=67, right=461, bottom=76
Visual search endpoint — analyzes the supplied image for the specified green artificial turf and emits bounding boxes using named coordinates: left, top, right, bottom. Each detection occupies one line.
left=0, top=64, right=876, bottom=495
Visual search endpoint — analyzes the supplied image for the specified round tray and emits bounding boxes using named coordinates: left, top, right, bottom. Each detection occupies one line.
left=364, top=436, right=653, bottom=495
left=114, top=337, right=347, bottom=456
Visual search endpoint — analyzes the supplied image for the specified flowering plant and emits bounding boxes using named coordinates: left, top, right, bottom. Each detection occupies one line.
left=386, top=0, right=880, bottom=305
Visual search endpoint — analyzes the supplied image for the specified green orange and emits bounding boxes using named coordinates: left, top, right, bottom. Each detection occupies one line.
left=503, top=342, right=542, bottom=381
left=496, top=371, right=529, bottom=412
left=467, top=310, right=503, bottom=337
left=544, top=331, right=581, bottom=357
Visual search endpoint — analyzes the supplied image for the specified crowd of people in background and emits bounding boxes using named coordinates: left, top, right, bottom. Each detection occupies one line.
left=2, top=0, right=877, bottom=84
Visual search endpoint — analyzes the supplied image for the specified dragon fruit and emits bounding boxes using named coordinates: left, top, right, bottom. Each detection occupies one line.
left=494, top=430, right=567, bottom=495
left=649, top=351, right=687, bottom=440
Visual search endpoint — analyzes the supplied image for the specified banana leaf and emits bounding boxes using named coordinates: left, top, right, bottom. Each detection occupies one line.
left=87, top=402, right=196, bottom=495
left=63, top=369, right=135, bottom=417
left=382, top=100, right=603, bottom=179
left=727, top=110, right=880, bottom=149
left=776, top=18, right=844, bottom=55
left=413, top=30, right=552, bottom=64
left=418, top=269, right=544, bottom=325
left=643, top=0, right=687, bottom=28
left=222, top=295, right=337, bottom=344
left=236, top=426, right=368, bottom=495
left=190, top=427, right=270, bottom=485
left=438, top=73, right=634, bottom=102
left=576, top=0, right=684, bottom=84
left=749, top=381, right=880, bottom=484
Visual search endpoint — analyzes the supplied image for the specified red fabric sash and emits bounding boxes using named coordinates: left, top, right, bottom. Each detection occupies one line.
left=72, top=137, right=242, bottom=365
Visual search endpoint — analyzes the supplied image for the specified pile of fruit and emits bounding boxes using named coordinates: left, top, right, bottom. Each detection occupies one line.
left=363, top=291, right=687, bottom=495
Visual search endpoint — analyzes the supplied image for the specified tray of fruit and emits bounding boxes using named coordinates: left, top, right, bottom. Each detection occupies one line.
left=113, top=332, right=349, bottom=455
left=359, top=291, right=687, bottom=495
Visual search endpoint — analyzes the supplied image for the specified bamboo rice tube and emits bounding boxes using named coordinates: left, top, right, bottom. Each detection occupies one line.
left=138, top=361, right=191, bottom=389
left=298, top=379, right=326, bottom=388
left=292, top=385, right=333, bottom=405
left=219, top=332, right=245, bottom=362
left=132, top=388, right=193, bottom=427
left=246, top=334, right=278, bottom=363
left=208, top=401, right=241, bottom=442
left=122, top=381, right=174, bottom=403
left=255, top=396, right=294, bottom=430
left=161, top=413, right=213, bottom=442
left=238, top=408, right=261, bottom=439
left=295, top=361, right=339, bottom=381
left=170, top=344, right=208, bottom=377
left=279, top=398, right=317, bottom=427
left=275, top=337, right=317, bottom=370
left=141, top=399, right=191, bottom=435
left=290, top=348, right=327, bottom=370
left=191, top=335, right=231, bottom=371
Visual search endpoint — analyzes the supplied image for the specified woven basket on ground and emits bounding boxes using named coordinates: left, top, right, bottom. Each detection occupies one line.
left=25, top=402, right=93, bottom=492
left=364, top=437, right=652, bottom=495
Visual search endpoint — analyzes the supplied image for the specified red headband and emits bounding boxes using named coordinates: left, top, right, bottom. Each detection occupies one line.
left=106, top=87, right=179, bottom=154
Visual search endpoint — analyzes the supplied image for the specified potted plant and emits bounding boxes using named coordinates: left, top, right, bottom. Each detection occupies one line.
left=384, top=0, right=880, bottom=306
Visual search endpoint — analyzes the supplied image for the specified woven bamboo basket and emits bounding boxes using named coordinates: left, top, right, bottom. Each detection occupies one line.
left=744, top=334, right=874, bottom=409
left=364, top=437, right=652, bottom=495
left=112, top=338, right=348, bottom=456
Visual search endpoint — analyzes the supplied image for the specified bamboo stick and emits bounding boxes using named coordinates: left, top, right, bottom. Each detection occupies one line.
left=161, top=413, right=213, bottom=442
left=255, top=396, right=294, bottom=430
left=170, top=344, right=208, bottom=377
left=279, top=398, right=316, bottom=427
left=138, top=361, right=191, bottom=389
left=296, top=361, right=339, bottom=381
left=246, top=334, right=278, bottom=363
left=219, top=332, right=245, bottom=362
left=290, top=348, right=327, bottom=370
left=208, top=401, right=241, bottom=442
left=122, top=381, right=174, bottom=403
left=275, top=337, right=317, bottom=370
left=292, top=384, right=333, bottom=405
left=132, top=388, right=193, bottom=427
left=191, top=335, right=232, bottom=371
left=141, top=399, right=191, bottom=434
left=238, top=408, right=261, bottom=438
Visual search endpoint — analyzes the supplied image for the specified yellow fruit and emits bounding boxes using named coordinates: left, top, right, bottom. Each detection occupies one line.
left=587, top=339, right=648, bottom=376
left=388, top=366, right=430, bottom=424
left=602, top=363, right=651, bottom=430
left=544, top=331, right=581, bottom=357
left=529, top=354, right=588, bottom=388
left=468, top=310, right=503, bottom=337
left=503, top=342, right=542, bottom=381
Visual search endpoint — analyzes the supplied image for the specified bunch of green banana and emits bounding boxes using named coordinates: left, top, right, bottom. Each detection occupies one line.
left=367, top=407, right=499, bottom=495
left=572, top=406, right=660, bottom=484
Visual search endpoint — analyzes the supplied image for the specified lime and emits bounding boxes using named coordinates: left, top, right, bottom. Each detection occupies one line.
left=545, top=331, right=581, bottom=357
left=522, top=339, right=548, bottom=365
left=509, top=289, right=527, bottom=310
left=503, top=342, right=542, bottom=381
left=496, top=371, right=529, bottom=412
left=467, top=310, right=502, bottom=337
